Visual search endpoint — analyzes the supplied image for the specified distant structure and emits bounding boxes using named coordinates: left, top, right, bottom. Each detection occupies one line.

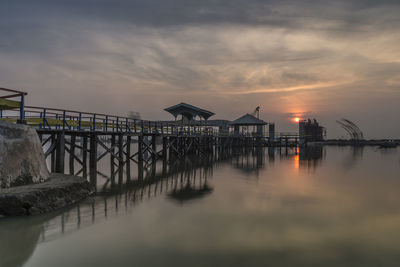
left=250, top=106, right=260, bottom=118
left=336, top=118, right=364, bottom=140
left=268, top=123, right=275, bottom=140
left=127, top=111, right=141, bottom=120
left=164, top=103, right=214, bottom=124
left=231, top=114, right=268, bottom=136
left=299, top=119, right=325, bottom=143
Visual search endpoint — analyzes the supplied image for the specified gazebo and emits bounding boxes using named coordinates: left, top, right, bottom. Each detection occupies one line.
left=164, top=102, right=215, bottom=124
left=231, top=113, right=268, bottom=136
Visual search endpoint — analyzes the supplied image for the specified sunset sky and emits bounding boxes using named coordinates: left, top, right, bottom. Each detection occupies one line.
left=1, top=0, right=399, bottom=138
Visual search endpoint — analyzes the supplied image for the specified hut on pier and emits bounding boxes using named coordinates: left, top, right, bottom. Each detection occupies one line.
left=164, top=102, right=215, bottom=124
left=231, top=114, right=267, bottom=136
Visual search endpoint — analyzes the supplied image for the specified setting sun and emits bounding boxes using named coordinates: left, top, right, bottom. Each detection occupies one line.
left=293, top=117, right=301, bottom=123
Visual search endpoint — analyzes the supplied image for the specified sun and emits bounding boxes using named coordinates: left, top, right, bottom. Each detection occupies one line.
left=293, top=117, right=301, bottom=123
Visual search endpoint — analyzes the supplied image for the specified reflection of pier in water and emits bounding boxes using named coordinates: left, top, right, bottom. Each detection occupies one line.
left=36, top=146, right=325, bottom=243
left=38, top=151, right=233, bottom=243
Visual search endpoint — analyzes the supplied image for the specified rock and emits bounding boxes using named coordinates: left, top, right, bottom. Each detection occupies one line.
left=0, top=173, right=95, bottom=216
left=0, top=121, right=49, bottom=188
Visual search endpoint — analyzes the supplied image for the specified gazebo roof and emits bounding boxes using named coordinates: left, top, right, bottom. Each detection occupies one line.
left=164, top=102, right=215, bottom=120
left=231, top=114, right=267, bottom=126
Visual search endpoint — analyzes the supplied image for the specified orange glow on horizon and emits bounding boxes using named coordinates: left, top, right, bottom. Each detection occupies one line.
left=294, top=154, right=299, bottom=170
left=292, top=117, right=302, bottom=123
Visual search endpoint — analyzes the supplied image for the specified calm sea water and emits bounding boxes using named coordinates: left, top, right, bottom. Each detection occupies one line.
left=1, top=146, right=400, bottom=267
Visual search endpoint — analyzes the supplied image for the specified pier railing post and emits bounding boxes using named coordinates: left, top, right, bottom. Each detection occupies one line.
left=78, top=112, right=82, bottom=130
left=17, top=93, right=26, bottom=124
left=134, top=120, right=137, bottom=133
left=92, top=114, right=96, bottom=131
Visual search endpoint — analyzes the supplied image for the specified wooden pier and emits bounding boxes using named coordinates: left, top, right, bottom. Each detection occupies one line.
left=0, top=87, right=303, bottom=190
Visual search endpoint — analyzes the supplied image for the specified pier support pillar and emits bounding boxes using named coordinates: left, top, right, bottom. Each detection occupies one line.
left=55, top=132, right=65, bottom=173
left=152, top=135, right=157, bottom=162
left=118, top=133, right=124, bottom=185
left=82, top=136, right=88, bottom=179
left=110, top=135, right=116, bottom=185
left=126, top=135, right=131, bottom=182
left=138, top=135, right=143, bottom=181
left=69, top=135, right=76, bottom=175
left=50, top=134, right=56, bottom=172
left=89, top=133, right=97, bottom=189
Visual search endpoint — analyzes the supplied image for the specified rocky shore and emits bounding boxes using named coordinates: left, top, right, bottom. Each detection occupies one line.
left=0, top=173, right=94, bottom=216
left=0, top=121, right=94, bottom=216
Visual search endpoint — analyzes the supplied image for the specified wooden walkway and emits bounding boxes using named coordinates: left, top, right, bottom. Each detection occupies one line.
left=0, top=87, right=300, bottom=190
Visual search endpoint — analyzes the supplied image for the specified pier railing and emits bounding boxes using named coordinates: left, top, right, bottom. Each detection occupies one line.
left=0, top=87, right=27, bottom=122
left=1, top=103, right=219, bottom=136
left=0, top=87, right=288, bottom=139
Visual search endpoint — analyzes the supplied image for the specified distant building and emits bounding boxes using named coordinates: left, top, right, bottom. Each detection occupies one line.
left=231, top=114, right=267, bottom=136
left=299, top=119, right=325, bottom=142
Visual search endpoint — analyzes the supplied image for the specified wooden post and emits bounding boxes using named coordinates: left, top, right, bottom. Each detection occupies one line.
left=162, top=151, right=167, bottom=177
left=82, top=136, right=88, bottom=179
left=89, top=133, right=97, bottom=189
left=118, top=133, right=124, bottom=185
left=169, top=137, right=175, bottom=159
left=162, top=137, right=168, bottom=159
left=126, top=135, right=131, bottom=182
left=69, top=135, right=76, bottom=175
left=51, top=134, right=56, bottom=172
left=138, top=135, right=143, bottom=181
left=55, top=132, right=65, bottom=173
left=110, top=134, right=116, bottom=185
left=152, top=135, right=157, bottom=162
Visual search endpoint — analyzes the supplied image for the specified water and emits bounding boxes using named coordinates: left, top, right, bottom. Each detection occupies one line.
left=1, top=146, right=400, bottom=267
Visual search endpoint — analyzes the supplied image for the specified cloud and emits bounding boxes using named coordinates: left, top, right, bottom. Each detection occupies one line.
left=0, top=0, right=399, bottom=137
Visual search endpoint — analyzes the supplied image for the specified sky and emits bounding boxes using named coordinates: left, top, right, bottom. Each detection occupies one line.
left=0, top=0, right=399, bottom=138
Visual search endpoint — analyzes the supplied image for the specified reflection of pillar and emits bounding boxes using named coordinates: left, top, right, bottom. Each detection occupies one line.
left=162, top=155, right=167, bottom=177
left=268, top=147, right=275, bottom=162
left=256, top=125, right=263, bottom=146
left=256, top=147, right=263, bottom=167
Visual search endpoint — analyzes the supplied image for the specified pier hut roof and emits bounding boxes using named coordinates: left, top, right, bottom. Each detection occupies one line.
left=231, top=114, right=267, bottom=126
left=164, top=102, right=215, bottom=120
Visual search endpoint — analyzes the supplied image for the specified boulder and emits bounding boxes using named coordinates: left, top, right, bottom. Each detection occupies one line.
left=0, top=121, right=49, bottom=188
left=0, top=174, right=94, bottom=216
